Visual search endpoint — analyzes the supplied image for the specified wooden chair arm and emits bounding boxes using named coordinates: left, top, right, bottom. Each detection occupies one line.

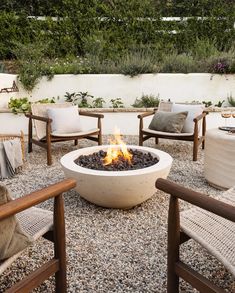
left=0, top=179, right=76, bottom=221
left=156, top=178, right=235, bottom=222
left=193, top=111, right=208, bottom=123
left=25, top=113, right=52, bottom=123
left=79, top=111, right=104, bottom=118
left=137, top=111, right=155, bottom=119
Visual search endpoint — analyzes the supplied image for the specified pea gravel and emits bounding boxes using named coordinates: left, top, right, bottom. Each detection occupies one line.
left=0, top=136, right=234, bottom=293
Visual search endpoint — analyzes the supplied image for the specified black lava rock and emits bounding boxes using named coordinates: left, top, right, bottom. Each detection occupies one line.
left=74, top=149, right=159, bottom=171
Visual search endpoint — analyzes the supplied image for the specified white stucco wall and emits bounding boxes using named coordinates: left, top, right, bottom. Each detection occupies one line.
left=0, top=73, right=235, bottom=108
left=0, top=73, right=234, bottom=135
left=0, top=111, right=233, bottom=136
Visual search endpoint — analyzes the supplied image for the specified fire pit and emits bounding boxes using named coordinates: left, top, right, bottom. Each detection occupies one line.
left=61, top=132, right=172, bottom=208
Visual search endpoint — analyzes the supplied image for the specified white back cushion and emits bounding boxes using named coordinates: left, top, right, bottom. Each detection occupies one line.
left=31, top=103, right=73, bottom=140
left=47, top=106, right=82, bottom=134
left=171, top=103, right=204, bottom=133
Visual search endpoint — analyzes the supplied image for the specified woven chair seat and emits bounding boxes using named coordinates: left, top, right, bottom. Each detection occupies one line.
left=0, top=207, right=53, bottom=275
left=181, top=187, right=235, bottom=276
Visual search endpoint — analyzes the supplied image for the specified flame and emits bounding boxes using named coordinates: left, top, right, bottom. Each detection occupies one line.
left=103, top=128, right=133, bottom=166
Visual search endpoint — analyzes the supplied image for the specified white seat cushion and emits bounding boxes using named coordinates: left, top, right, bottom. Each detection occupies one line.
left=143, top=128, right=194, bottom=137
left=51, top=128, right=100, bottom=137
left=171, top=103, right=204, bottom=133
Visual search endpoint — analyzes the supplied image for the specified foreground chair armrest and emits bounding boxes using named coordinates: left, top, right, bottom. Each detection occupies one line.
left=0, top=178, right=76, bottom=293
left=156, top=178, right=235, bottom=293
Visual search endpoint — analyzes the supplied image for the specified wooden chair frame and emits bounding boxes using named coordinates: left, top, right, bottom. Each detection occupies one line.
left=0, top=178, right=76, bottom=293
left=156, top=178, right=235, bottom=293
left=26, top=111, right=104, bottom=165
left=138, top=110, right=208, bottom=161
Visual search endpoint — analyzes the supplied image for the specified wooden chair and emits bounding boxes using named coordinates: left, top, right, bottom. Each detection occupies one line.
left=156, top=178, right=235, bottom=293
left=0, top=178, right=76, bottom=293
left=138, top=101, right=208, bottom=161
left=26, top=103, right=104, bottom=165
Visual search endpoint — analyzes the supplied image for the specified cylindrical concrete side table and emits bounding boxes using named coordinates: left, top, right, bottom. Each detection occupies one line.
left=205, top=128, right=235, bottom=190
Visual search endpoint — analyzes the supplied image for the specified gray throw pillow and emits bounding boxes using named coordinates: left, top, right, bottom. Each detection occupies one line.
left=0, top=185, right=32, bottom=260
left=148, top=111, right=188, bottom=133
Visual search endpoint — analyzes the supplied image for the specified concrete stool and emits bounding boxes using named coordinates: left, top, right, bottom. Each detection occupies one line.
left=205, top=128, right=235, bottom=189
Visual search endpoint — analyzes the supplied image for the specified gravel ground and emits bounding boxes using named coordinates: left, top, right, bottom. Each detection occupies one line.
left=0, top=136, right=234, bottom=293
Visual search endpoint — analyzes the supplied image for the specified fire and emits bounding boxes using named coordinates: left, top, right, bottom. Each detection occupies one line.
left=103, top=128, right=133, bottom=166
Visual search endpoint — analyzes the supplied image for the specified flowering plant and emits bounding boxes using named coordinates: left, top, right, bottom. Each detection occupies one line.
left=213, top=60, right=229, bottom=74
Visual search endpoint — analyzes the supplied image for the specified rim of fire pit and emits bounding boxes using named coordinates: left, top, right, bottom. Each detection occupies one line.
left=60, top=145, right=173, bottom=176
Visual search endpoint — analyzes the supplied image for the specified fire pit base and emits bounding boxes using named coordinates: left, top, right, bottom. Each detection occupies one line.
left=60, top=145, right=173, bottom=209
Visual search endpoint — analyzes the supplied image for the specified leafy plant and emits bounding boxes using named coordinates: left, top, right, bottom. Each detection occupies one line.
left=202, top=101, right=213, bottom=107
left=110, top=98, right=124, bottom=108
left=76, top=92, right=93, bottom=108
left=8, top=97, right=30, bottom=114
left=227, top=95, right=235, bottom=107
left=92, top=97, right=105, bottom=108
left=64, top=92, right=78, bottom=103
left=132, top=94, right=160, bottom=108
left=214, top=100, right=225, bottom=107
left=8, top=96, right=56, bottom=114
left=64, top=91, right=93, bottom=108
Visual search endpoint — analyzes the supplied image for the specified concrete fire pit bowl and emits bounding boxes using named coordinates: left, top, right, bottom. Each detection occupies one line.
left=60, top=145, right=173, bottom=209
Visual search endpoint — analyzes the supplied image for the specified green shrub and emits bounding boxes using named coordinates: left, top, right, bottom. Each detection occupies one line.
left=190, top=38, right=219, bottom=60
left=92, top=97, right=105, bottom=108
left=161, top=54, right=199, bottom=73
left=0, top=62, right=5, bottom=73
left=110, top=98, right=124, bottom=108
left=8, top=97, right=30, bottom=114
left=13, top=41, right=48, bottom=91
left=132, top=94, right=160, bottom=108
left=64, top=91, right=93, bottom=108
left=120, top=51, right=159, bottom=77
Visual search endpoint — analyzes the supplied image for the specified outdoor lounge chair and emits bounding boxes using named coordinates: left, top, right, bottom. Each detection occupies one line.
left=0, top=178, right=76, bottom=292
left=26, top=103, right=104, bottom=165
left=138, top=101, right=208, bottom=161
left=156, top=178, right=235, bottom=293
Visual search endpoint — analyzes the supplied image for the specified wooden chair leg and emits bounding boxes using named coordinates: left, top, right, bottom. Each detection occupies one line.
left=54, top=194, right=67, bottom=293
left=98, top=131, right=102, bottom=145
left=47, top=142, right=52, bottom=166
left=28, top=116, right=33, bottom=153
left=97, top=118, right=102, bottom=145
left=202, top=138, right=205, bottom=150
left=74, top=139, right=78, bottom=146
left=167, top=196, right=180, bottom=293
left=193, top=139, right=198, bottom=161
left=46, top=123, right=52, bottom=165
left=155, top=137, right=159, bottom=144
left=202, top=115, right=206, bottom=150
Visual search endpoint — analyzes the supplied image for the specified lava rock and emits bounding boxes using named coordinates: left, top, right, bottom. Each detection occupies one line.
left=74, top=149, right=159, bottom=171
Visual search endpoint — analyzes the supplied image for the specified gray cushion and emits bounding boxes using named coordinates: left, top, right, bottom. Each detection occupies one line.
left=148, top=111, right=188, bottom=133
left=0, top=185, right=32, bottom=260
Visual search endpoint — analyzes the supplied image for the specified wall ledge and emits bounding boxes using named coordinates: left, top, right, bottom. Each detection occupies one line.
left=1, top=106, right=234, bottom=114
